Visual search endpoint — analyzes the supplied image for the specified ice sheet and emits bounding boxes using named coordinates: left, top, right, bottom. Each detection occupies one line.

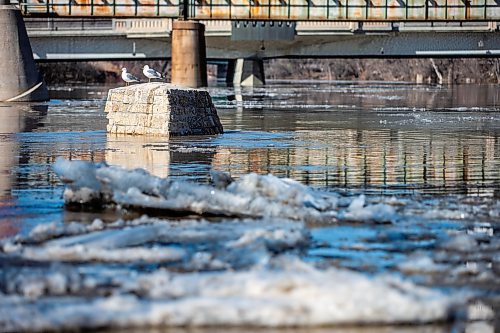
left=53, top=159, right=403, bottom=224
left=0, top=256, right=458, bottom=331
left=0, top=212, right=463, bottom=330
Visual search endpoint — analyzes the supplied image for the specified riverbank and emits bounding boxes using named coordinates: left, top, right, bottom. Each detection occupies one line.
left=38, top=58, right=500, bottom=85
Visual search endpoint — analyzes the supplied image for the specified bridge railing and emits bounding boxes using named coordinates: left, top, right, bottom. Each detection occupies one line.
left=18, top=0, right=500, bottom=20
left=19, top=0, right=180, bottom=17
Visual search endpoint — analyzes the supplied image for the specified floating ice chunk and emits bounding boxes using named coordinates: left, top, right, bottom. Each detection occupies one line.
left=348, top=194, right=366, bottom=211
left=43, top=225, right=168, bottom=249
left=226, top=173, right=336, bottom=212
left=467, top=301, right=495, bottom=321
left=423, top=209, right=468, bottom=220
left=464, top=322, right=495, bottom=333
left=0, top=258, right=459, bottom=331
left=397, top=255, right=448, bottom=274
left=53, top=159, right=339, bottom=222
left=53, top=158, right=105, bottom=205
left=97, top=165, right=163, bottom=196
left=340, top=194, right=397, bottom=223
left=28, top=221, right=88, bottom=242
left=441, top=234, right=478, bottom=252
left=20, top=245, right=186, bottom=263
left=5, top=217, right=308, bottom=268
left=53, top=158, right=102, bottom=190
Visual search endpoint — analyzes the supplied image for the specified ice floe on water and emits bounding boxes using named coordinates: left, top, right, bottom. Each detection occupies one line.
left=1, top=233, right=461, bottom=332
left=53, top=158, right=403, bottom=224
left=0, top=201, right=464, bottom=330
left=0, top=259, right=460, bottom=331
left=2, top=159, right=499, bottom=331
left=2, top=216, right=308, bottom=269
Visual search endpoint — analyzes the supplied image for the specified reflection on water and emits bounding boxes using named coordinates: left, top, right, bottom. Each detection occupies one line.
left=215, top=83, right=500, bottom=195
left=0, top=103, right=48, bottom=238
left=209, top=129, right=499, bottom=195
left=106, top=135, right=217, bottom=179
left=106, top=135, right=171, bottom=178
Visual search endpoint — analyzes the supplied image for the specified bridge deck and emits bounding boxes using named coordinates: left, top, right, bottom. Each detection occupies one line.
left=18, top=0, right=500, bottom=20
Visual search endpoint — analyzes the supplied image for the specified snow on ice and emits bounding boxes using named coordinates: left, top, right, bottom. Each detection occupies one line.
left=52, top=158, right=399, bottom=223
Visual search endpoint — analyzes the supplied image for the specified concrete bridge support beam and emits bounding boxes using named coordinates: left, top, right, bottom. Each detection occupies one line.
left=171, top=20, right=207, bottom=88
left=227, top=58, right=265, bottom=87
left=0, top=0, right=48, bottom=102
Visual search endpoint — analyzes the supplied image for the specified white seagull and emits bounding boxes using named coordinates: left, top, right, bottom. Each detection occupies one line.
left=121, top=68, right=140, bottom=86
left=142, top=65, right=163, bottom=82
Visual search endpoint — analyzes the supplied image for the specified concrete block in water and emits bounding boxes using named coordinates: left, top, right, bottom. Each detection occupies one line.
left=105, top=83, right=223, bottom=136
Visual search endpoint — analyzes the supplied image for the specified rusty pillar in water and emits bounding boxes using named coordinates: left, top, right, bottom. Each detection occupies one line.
left=171, top=20, right=207, bottom=88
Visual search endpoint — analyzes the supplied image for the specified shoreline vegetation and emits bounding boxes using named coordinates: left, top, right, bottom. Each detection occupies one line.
left=38, top=58, right=500, bottom=85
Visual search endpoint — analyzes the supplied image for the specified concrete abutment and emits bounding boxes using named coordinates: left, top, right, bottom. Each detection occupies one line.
left=0, top=0, right=48, bottom=102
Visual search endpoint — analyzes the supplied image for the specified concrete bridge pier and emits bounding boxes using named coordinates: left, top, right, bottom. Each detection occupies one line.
left=0, top=0, right=48, bottom=102
left=227, top=58, right=266, bottom=87
left=171, top=20, right=207, bottom=88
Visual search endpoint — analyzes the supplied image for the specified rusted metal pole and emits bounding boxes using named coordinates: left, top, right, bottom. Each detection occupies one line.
left=171, top=20, right=207, bottom=88
left=0, top=0, right=49, bottom=101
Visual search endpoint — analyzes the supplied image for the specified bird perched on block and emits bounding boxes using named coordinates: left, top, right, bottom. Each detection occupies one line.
left=121, top=68, right=140, bottom=86
left=142, top=65, right=164, bottom=82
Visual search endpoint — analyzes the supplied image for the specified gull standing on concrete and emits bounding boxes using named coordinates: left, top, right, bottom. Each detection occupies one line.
left=121, top=68, right=140, bottom=86
left=142, top=65, right=163, bottom=82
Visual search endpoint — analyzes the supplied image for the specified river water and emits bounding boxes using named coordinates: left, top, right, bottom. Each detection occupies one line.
left=0, top=81, right=499, bottom=332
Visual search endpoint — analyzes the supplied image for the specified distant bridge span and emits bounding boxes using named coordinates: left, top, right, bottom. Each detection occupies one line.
left=26, top=18, right=500, bottom=61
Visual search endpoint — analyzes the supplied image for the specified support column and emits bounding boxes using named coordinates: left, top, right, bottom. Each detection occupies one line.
left=0, top=0, right=48, bottom=102
left=216, top=63, right=228, bottom=83
left=171, top=20, right=207, bottom=88
left=227, top=58, right=265, bottom=87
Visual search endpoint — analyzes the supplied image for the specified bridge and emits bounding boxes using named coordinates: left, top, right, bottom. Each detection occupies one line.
left=0, top=0, right=499, bottom=101
left=16, top=0, right=500, bottom=21
left=24, top=15, right=500, bottom=87
left=25, top=18, right=500, bottom=60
